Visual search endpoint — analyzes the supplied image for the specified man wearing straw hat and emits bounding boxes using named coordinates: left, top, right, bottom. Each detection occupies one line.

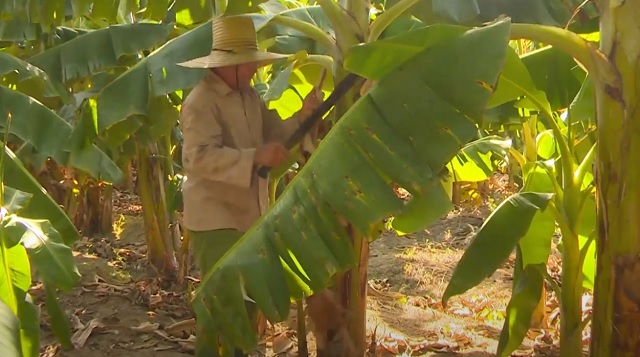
left=177, top=14, right=324, bottom=357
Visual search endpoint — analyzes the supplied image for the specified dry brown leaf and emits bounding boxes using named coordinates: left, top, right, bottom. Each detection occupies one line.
left=149, top=293, right=163, bottom=306
left=272, top=333, right=294, bottom=355
left=130, top=321, right=160, bottom=333
left=165, top=318, right=195, bottom=338
left=71, top=318, right=104, bottom=348
left=178, top=341, right=195, bottom=353
left=130, top=340, right=159, bottom=350
left=153, top=345, right=175, bottom=351
left=154, top=329, right=194, bottom=344
left=69, top=312, right=85, bottom=330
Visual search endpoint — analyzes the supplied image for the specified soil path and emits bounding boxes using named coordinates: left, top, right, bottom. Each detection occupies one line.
left=37, top=185, right=564, bottom=357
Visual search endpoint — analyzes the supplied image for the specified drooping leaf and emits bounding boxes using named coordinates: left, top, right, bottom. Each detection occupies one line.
left=443, top=192, right=553, bottom=305
left=521, top=46, right=583, bottom=111
left=496, top=255, right=545, bottom=357
left=519, top=162, right=556, bottom=267
left=16, top=292, right=39, bottom=357
left=4, top=216, right=81, bottom=291
left=95, top=20, right=213, bottom=131
left=43, top=283, right=72, bottom=349
left=28, top=23, right=173, bottom=85
left=0, top=52, right=67, bottom=99
left=2, top=147, right=79, bottom=246
left=195, top=17, right=512, bottom=349
left=0, top=19, right=36, bottom=41
left=0, top=86, right=122, bottom=183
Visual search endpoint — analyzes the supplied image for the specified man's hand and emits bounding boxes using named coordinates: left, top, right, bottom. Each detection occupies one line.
left=301, top=87, right=325, bottom=118
left=254, top=142, right=289, bottom=167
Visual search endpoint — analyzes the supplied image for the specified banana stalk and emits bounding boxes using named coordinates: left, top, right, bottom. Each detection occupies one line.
left=590, top=0, right=640, bottom=355
left=136, top=142, right=178, bottom=278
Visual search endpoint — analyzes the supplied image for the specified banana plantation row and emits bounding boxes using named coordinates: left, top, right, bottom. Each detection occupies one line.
left=0, top=0, right=636, bottom=357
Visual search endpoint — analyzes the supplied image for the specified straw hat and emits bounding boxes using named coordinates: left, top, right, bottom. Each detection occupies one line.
left=177, top=15, right=290, bottom=68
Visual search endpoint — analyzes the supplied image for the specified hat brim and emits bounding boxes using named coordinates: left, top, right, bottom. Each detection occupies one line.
left=177, top=50, right=290, bottom=68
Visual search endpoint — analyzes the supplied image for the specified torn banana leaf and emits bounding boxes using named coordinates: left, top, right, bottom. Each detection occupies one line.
left=194, top=17, right=513, bottom=350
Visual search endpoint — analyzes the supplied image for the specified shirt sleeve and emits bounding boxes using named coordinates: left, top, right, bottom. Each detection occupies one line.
left=180, top=100, right=255, bottom=188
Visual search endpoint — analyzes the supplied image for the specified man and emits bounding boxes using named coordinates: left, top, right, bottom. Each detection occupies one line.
left=176, top=15, right=324, bottom=357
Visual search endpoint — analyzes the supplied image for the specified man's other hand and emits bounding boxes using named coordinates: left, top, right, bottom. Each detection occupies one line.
left=254, top=142, right=289, bottom=167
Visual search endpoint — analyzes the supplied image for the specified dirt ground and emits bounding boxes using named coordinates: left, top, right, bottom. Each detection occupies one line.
left=35, top=176, right=578, bottom=357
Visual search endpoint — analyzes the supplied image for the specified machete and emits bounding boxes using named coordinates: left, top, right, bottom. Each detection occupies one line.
left=256, top=72, right=363, bottom=179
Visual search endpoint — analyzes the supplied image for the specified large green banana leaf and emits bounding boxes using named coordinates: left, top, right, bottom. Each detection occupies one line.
left=94, top=20, right=211, bottom=132
left=28, top=23, right=173, bottom=85
left=192, top=17, right=512, bottom=350
left=0, top=300, right=21, bottom=357
left=0, top=51, right=126, bottom=184
left=0, top=52, right=67, bottom=99
left=2, top=146, right=78, bottom=245
left=0, top=86, right=122, bottom=184
left=382, top=0, right=599, bottom=31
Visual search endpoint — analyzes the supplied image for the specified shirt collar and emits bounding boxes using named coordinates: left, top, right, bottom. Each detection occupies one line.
left=203, top=70, right=235, bottom=96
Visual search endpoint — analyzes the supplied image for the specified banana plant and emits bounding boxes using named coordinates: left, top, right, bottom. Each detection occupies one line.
left=189, top=15, right=512, bottom=354
left=442, top=25, right=600, bottom=356
left=0, top=19, right=187, bottom=277
left=0, top=116, right=81, bottom=357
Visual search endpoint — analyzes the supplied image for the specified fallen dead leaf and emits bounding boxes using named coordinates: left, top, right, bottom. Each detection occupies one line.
left=130, top=321, right=160, bottom=333
left=71, top=318, right=105, bottom=348
left=165, top=318, right=195, bottom=338
left=149, top=293, right=163, bottom=306
left=272, top=333, right=294, bottom=355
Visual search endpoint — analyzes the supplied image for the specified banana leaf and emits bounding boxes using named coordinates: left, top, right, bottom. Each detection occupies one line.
left=193, top=17, right=512, bottom=350
left=0, top=86, right=122, bottom=184
left=2, top=145, right=79, bottom=246
left=382, top=0, right=599, bottom=31
left=0, top=52, right=68, bottom=99
left=28, top=22, right=173, bottom=85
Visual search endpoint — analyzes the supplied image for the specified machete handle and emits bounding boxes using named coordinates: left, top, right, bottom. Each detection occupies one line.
left=255, top=72, right=362, bottom=179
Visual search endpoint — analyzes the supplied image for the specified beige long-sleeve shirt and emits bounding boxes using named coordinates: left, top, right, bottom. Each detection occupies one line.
left=179, top=70, right=303, bottom=232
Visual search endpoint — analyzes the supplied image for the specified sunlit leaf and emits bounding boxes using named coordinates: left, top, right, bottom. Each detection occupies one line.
left=443, top=192, right=553, bottom=305
left=497, top=256, right=545, bottom=357
left=447, top=135, right=511, bottom=182
left=4, top=216, right=81, bottom=291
